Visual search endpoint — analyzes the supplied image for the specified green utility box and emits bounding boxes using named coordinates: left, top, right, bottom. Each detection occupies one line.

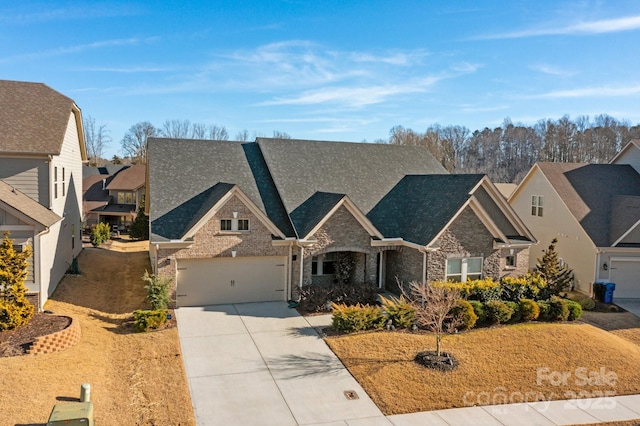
left=47, top=402, right=94, bottom=425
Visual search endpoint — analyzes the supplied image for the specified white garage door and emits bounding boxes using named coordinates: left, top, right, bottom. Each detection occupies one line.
left=609, top=259, right=640, bottom=299
left=176, top=256, right=287, bottom=306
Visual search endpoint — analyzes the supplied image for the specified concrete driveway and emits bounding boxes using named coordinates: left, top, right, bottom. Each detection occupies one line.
left=616, top=298, right=640, bottom=317
left=176, top=302, right=387, bottom=426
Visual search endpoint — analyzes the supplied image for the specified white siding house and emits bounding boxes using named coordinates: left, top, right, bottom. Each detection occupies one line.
left=509, top=159, right=640, bottom=300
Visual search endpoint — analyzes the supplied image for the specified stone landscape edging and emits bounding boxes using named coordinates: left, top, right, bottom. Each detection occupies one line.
left=27, top=316, right=81, bottom=355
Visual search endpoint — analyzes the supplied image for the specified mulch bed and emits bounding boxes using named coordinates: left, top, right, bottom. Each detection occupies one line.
left=0, top=313, right=70, bottom=356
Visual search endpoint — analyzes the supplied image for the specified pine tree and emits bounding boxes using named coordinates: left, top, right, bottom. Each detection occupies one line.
left=0, top=232, right=35, bottom=330
left=536, top=238, right=574, bottom=296
left=129, top=205, right=149, bottom=240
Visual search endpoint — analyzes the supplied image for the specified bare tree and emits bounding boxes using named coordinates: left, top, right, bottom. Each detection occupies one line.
left=401, top=281, right=461, bottom=357
left=235, top=129, right=250, bottom=141
left=121, top=121, right=159, bottom=164
left=208, top=124, right=229, bottom=140
left=83, top=116, right=111, bottom=166
left=161, top=119, right=191, bottom=138
left=272, top=130, right=292, bottom=139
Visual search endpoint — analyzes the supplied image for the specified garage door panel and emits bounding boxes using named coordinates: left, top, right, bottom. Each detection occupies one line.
left=610, top=260, right=640, bottom=299
left=177, top=256, right=286, bottom=306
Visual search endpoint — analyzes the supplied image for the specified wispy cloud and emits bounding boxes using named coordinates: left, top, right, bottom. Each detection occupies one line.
left=77, top=65, right=175, bottom=73
left=474, top=15, right=640, bottom=39
left=259, top=77, right=444, bottom=107
left=532, top=84, right=640, bottom=99
left=0, top=3, right=143, bottom=25
left=530, top=64, right=576, bottom=77
left=0, top=37, right=157, bottom=64
left=349, top=50, right=430, bottom=66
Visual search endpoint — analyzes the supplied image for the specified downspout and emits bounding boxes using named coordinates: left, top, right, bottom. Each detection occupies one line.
left=378, top=251, right=384, bottom=289
left=35, top=226, right=52, bottom=311
left=287, top=243, right=293, bottom=301
left=48, top=155, right=54, bottom=209
left=422, top=249, right=427, bottom=284
left=299, top=245, right=304, bottom=289
left=594, top=251, right=601, bottom=297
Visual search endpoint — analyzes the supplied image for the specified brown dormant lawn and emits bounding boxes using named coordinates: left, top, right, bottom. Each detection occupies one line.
left=326, top=321, right=640, bottom=415
left=0, top=244, right=195, bottom=425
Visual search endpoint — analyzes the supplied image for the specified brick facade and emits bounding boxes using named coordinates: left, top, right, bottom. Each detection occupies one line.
left=426, top=207, right=529, bottom=282
left=292, top=205, right=380, bottom=297
left=155, top=194, right=289, bottom=303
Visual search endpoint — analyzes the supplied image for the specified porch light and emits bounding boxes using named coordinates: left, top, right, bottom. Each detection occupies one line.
left=603, top=263, right=608, bottom=271
left=232, top=251, right=237, bottom=258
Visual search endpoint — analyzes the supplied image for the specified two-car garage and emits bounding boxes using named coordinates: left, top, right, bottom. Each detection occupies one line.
left=176, top=256, right=287, bottom=307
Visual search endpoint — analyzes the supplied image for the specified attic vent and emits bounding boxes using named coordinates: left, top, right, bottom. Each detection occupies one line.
left=102, top=179, right=106, bottom=190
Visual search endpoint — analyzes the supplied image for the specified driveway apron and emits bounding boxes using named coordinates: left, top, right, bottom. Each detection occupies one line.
left=176, top=302, right=386, bottom=426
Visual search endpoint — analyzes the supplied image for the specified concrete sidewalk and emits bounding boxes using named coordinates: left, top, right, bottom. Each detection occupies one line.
left=177, top=302, right=640, bottom=426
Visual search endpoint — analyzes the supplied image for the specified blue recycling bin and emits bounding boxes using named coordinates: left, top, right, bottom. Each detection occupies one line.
left=604, top=283, right=616, bottom=304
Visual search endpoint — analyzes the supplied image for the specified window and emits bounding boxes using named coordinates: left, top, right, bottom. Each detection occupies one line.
left=62, top=168, right=66, bottom=196
left=446, top=257, right=483, bottom=282
left=54, top=167, right=58, bottom=199
left=118, top=192, right=124, bottom=204
left=311, top=253, right=337, bottom=276
left=219, top=218, right=249, bottom=232
left=126, top=192, right=133, bottom=204
left=531, top=195, right=544, bottom=217
left=237, top=219, right=249, bottom=231
left=71, top=224, right=75, bottom=250
left=505, top=254, right=516, bottom=268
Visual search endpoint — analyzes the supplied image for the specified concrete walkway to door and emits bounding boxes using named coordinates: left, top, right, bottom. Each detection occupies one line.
left=176, top=302, right=386, bottom=426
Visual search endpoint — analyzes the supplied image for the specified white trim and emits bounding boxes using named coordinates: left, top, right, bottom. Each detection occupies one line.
left=182, top=186, right=286, bottom=240
left=612, top=217, right=640, bottom=247
left=0, top=225, right=37, bottom=231
left=610, top=139, right=640, bottom=164
left=299, top=246, right=304, bottom=288
left=480, top=177, right=536, bottom=242
left=468, top=197, right=509, bottom=242
left=610, top=256, right=640, bottom=262
left=151, top=241, right=194, bottom=249
left=424, top=199, right=476, bottom=249
left=302, top=195, right=384, bottom=240
left=370, top=238, right=432, bottom=251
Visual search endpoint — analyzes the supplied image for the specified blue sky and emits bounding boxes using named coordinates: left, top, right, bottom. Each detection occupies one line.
left=2, top=1, right=640, bottom=158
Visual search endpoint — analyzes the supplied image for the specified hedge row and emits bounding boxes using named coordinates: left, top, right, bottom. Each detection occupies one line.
left=433, top=274, right=554, bottom=302
left=331, top=296, right=583, bottom=333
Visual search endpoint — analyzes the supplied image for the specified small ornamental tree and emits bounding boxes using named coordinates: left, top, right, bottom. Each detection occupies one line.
left=0, top=232, right=35, bottom=330
left=536, top=238, right=574, bottom=295
left=142, top=270, right=172, bottom=310
left=129, top=205, right=149, bottom=240
left=402, top=281, right=462, bottom=357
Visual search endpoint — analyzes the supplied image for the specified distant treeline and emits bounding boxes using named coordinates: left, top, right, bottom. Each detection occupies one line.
left=386, top=115, right=640, bottom=183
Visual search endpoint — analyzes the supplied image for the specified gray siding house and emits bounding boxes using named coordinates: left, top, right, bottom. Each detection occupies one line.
left=148, top=138, right=534, bottom=307
left=0, top=80, right=86, bottom=309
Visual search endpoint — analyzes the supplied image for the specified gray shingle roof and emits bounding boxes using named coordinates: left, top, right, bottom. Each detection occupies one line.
left=257, top=138, right=448, bottom=214
left=537, top=162, right=640, bottom=247
left=0, top=180, right=61, bottom=228
left=148, top=139, right=266, bottom=223
left=0, top=80, right=77, bottom=155
left=151, top=182, right=235, bottom=240
left=150, top=138, right=448, bottom=241
left=368, top=174, right=484, bottom=245
left=290, top=192, right=346, bottom=238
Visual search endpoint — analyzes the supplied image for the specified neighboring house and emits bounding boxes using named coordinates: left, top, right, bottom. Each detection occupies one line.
left=83, top=164, right=145, bottom=230
left=509, top=159, right=640, bottom=299
left=148, top=138, right=534, bottom=307
left=0, top=80, right=86, bottom=309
